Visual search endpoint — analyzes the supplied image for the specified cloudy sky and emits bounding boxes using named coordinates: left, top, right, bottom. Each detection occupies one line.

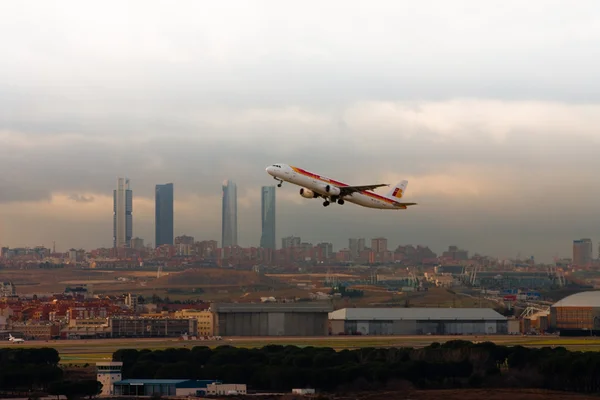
left=1, top=0, right=600, bottom=262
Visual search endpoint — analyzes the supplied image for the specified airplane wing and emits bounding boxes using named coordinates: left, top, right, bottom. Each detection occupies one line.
left=338, top=184, right=389, bottom=196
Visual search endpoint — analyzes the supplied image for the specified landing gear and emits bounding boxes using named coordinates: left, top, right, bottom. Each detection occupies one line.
left=274, top=178, right=283, bottom=187
left=277, top=182, right=282, bottom=187
left=323, top=198, right=344, bottom=207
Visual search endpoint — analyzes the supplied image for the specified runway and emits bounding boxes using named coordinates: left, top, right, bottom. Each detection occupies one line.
left=2, top=334, right=600, bottom=364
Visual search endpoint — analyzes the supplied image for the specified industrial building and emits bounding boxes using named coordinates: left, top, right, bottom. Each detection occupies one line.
left=112, top=379, right=222, bottom=397
left=97, top=362, right=246, bottom=397
left=211, top=302, right=333, bottom=336
left=109, top=317, right=197, bottom=338
left=550, top=291, right=600, bottom=335
left=329, top=308, right=508, bottom=335
left=469, top=271, right=556, bottom=289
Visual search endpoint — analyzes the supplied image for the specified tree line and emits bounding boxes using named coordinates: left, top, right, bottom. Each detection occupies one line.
left=0, top=348, right=101, bottom=399
left=113, top=341, right=600, bottom=394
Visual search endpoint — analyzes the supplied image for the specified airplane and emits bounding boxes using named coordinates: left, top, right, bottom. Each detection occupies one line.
left=8, top=334, right=25, bottom=343
left=265, top=164, right=417, bottom=209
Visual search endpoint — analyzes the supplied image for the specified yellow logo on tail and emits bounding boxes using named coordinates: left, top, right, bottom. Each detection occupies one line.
left=392, top=188, right=403, bottom=198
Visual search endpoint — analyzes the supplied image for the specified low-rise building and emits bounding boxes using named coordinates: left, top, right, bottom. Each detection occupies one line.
left=61, top=318, right=111, bottom=339
left=212, top=302, right=333, bottom=336
left=113, top=379, right=219, bottom=397
left=109, top=317, right=197, bottom=338
left=174, top=310, right=214, bottom=337
left=329, top=308, right=508, bottom=335
left=205, top=383, right=247, bottom=396
left=11, top=322, right=61, bottom=340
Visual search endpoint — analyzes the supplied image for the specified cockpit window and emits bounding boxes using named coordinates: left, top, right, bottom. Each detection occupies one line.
left=272, top=164, right=281, bottom=168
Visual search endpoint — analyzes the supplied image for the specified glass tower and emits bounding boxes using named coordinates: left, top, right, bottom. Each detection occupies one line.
left=113, top=178, right=132, bottom=248
left=155, top=183, right=174, bottom=247
left=221, top=180, right=238, bottom=248
left=260, top=186, right=276, bottom=250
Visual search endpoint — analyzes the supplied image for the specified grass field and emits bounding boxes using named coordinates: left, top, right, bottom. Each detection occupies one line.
left=4, top=335, right=600, bottom=365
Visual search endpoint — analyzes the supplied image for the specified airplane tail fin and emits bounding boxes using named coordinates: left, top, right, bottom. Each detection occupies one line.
left=386, top=180, right=408, bottom=199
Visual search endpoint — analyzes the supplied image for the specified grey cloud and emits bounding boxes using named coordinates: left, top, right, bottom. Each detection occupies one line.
left=68, top=194, right=95, bottom=203
left=0, top=108, right=599, bottom=262
left=0, top=112, right=599, bottom=204
left=0, top=181, right=52, bottom=203
left=1, top=1, right=600, bottom=108
left=2, top=1, right=600, bottom=261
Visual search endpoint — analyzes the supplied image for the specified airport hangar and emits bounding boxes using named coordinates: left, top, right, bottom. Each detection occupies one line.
left=329, top=308, right=508, bottom=335
left=550, top=291, right=600, bottom=336
left=211, top=302, right=333, bottom=336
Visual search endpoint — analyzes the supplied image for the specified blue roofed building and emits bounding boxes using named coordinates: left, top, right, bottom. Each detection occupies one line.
left=113, top=379, right=220, bottom=397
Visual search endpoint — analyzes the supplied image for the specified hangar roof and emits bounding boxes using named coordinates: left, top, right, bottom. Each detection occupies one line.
left=211, top=302, right=333, bottom=313
left=114, top=379, right=219, bottom=388
left=329, top=308, right=507, bottom=321
left=552, top=291, right=600, bottom=308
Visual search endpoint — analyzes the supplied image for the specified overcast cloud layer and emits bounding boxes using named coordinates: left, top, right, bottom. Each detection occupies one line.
left=1, top=0, right=600, bottom=262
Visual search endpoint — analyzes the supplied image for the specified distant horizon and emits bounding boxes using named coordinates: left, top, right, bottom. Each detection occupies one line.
left=0, top=171, right=595, bottom=263
left=2, top=1, right=600, bottom=263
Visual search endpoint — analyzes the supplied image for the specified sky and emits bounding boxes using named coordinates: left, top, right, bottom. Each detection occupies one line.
left=1, top=0, right=600, bottom=262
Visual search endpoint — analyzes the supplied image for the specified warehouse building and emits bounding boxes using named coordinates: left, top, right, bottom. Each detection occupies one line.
left=109, top=317, right=197, bottom=338
left=550, top=291, right=600, bottom=336
left=329, top=308, right=508, bottom=335
left=113, top=379, right=220, bottom=396
left=211, top=302, right=333, bottom=336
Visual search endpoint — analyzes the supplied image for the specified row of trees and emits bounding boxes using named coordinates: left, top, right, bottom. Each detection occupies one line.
left=0, top=348, right=101, bottom=399
left=113, top=341, right=600, bottom=393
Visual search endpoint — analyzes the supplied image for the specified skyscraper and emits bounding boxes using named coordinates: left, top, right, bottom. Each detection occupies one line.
left=573, top=238, right=593, bottom=266
left=260, top=186, right=276, bottom=250
left=155, top=183, right=174, bottom=247
left=113, top=178, right=132, bottom=248
left=221, top=180, right=237, bottom=248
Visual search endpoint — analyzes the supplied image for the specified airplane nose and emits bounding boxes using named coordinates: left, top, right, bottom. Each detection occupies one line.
left=266, top=166, right=273, bottom=175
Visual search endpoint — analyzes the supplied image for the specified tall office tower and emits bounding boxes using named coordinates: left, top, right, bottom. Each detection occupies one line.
left=260, top=186, right=276, bottom=250
left=349, top=238, right=366, bottom=260
left=371, top=237, right=388, bottom=253
left=113, top=178, right=132, bottom=248
left=155, top=183, right=174, bottom=247
left=221, top=180, right=238, bottom=248
left=573, top=238, right=593, bottom=266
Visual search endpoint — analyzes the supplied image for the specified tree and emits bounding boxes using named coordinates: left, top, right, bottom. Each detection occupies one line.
left=49, top=380, right=103, bottom=400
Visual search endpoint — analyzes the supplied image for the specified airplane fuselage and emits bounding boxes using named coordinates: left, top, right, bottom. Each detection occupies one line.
left=266, top=164, right=409, bottom=210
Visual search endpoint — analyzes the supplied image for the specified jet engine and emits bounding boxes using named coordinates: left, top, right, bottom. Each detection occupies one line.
left=323, top=184, right=341, bottom=196
left=299, top=188, right=317, bottom=198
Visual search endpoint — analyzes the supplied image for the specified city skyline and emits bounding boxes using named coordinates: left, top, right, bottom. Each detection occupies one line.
left=2, top=1, right=600, bottom=263
left=155, top=183, right=174, bottom=247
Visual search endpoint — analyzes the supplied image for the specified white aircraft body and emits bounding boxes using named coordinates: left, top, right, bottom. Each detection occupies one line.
left=266, top=164, right=417, bottom=209
left=8, top=334, right=25, bottom=343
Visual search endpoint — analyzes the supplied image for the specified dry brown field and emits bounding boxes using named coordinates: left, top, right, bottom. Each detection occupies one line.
left=1, top=267, right=498, bottom=309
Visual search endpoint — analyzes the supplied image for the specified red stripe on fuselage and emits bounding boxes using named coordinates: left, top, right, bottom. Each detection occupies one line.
left=291, top=166, right=396, bottom=204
